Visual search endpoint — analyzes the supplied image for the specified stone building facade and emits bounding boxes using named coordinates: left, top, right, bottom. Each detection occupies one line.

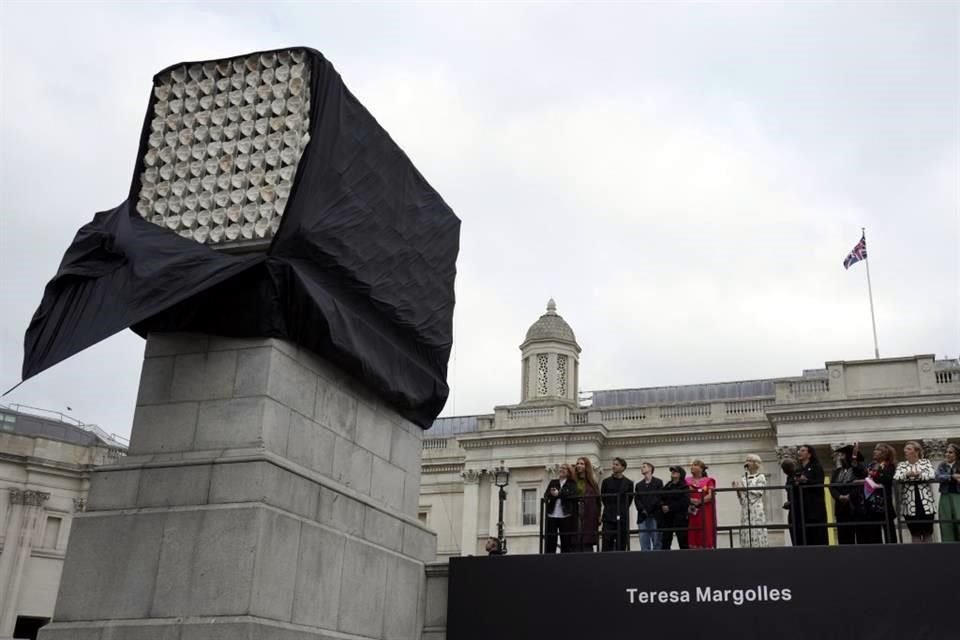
left=0, top=406, right=126, bottom=640
left=419, top=301, right=960, bottom=557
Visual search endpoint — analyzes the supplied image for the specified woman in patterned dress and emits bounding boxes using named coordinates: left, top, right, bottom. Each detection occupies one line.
left=894, top=441, right=936, bottom=543
left=687, top=460, right=716, bottom=549
left=734, top=454, right=768, bottom=548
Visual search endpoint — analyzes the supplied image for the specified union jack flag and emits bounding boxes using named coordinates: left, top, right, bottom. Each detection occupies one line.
left=843, top=234, right=867, bottom=270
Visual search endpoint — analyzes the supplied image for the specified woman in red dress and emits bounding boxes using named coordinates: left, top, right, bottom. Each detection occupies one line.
left=687, top=459, right=717, bottom=549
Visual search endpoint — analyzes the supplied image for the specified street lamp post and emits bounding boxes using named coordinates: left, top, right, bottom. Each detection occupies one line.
left=493, top=461, right=511, bottom=555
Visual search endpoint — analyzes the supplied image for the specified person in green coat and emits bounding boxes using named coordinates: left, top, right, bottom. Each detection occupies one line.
left=935, top=442, right=960, bottom=542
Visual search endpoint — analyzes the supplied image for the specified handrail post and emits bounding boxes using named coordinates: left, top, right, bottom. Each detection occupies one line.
left=799, top=482, right=808, bottom=546
left=539, top=497, right=545, bottom=554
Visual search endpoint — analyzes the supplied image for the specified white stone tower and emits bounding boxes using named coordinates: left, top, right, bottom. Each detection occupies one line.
left=519, top=299, right=581, bottom=405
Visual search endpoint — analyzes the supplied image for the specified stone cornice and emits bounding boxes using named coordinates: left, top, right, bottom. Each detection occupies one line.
left=8, top=488, right=50, bottom=506
left=422, top=463, right=464, bottom=475
left=768, top=399, right=960, bottom=424
left=607, top=428, right=775, bottom=446
left=443, top=423, right=775, bottom=450
left=0, top=452, right=97, bottom=476
left=459, top=430, right=606, bottom=450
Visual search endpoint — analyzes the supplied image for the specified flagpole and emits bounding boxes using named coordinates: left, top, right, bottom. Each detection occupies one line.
left=862, top=227, right=880, bottom=359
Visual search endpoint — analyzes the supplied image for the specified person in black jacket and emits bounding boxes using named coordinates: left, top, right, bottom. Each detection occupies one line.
left=634, top=462, right=664, bottom=551
left=795, top=444, right=828, bottom=546
left=782, top=458, right=801, bottom=545
left=600, top=457, right=634, bottom=551
left=660, top=466, right=689, bottom=550
left=830, top=443, right=867, bottom=545
left=543, top=463, right=578, bottom=553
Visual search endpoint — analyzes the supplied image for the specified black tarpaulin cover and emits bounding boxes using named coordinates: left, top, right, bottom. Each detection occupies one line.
left=20, top=48, right=460, bottom=428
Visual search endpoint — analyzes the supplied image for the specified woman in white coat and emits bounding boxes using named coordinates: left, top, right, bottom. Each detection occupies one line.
left=733, top=454, right=768, bottom=548
left=894, top=441, right=936, bottom=543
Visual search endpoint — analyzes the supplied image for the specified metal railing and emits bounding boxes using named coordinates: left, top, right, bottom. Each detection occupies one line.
left=536, top=479, right=958, bottom=554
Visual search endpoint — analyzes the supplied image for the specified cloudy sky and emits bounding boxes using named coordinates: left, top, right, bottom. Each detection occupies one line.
left=1, top=2, right=957, bottom=440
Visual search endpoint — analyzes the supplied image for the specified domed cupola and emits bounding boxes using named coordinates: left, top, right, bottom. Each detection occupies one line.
left=519, top=299, right=581, bottom=404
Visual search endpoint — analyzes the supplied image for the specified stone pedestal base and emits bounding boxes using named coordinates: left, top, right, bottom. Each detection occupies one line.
left=41, top=335, right=435, bottom=640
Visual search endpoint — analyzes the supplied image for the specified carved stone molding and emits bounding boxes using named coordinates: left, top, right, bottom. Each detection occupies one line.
left=73, top=497, right=88, bottom=513
left=461, top=468, right=483, bottom=484
left=460, top=432, right=604, bottom=449
left=423, top=463, right=465, bottom=475
left=610, top=429, right=774, bottom=447
left=9, top=489, right=50, bottom=507
left=775, top=446, right=798, bottom=465
left=768, top=403, right=960, bottom=424
left=544, top=463, right=560, bottom=479
left=923, top=438, right=948, bottom=460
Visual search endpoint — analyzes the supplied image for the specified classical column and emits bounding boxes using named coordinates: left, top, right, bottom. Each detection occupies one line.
left=460, top=469, right=482, bottom=556
left=0, top=489, right=49, bottom=638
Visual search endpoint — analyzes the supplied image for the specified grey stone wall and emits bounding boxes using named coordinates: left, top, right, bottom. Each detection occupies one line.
left=41, top=334, right=436, bottom=640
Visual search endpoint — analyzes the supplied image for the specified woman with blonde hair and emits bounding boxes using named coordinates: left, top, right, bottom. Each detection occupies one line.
left=687, top=459, right=716, bottom=549
left=863, top=443, right=897, bottom=543
left=734, top=453, right=768, bottom=547
left=574, top=457, right=601, bottom=552
left=894, top=441, right=936, bottom=543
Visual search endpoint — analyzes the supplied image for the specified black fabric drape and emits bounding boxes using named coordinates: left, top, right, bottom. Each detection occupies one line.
left=20, top=48, right=459, bottom=428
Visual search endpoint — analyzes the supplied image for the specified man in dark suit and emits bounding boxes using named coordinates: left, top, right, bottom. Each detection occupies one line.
left=601, top=457, right=634, bottom=551
left=544, top=464, right=578, bottom=553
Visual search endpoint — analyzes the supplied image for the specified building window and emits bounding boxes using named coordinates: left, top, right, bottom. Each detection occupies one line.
left=522, top=488, right=538, bottom=526
left=42, top=516, right=62, bottom=550
left=537, top=354, right=549, bottom=396
left=418, top=511, right=429, bottom=526
left=557, top=354, right=567, bottom=396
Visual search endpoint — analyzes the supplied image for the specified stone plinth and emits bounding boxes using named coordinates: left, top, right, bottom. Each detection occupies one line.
left=41, top=334, right=435, bottom=640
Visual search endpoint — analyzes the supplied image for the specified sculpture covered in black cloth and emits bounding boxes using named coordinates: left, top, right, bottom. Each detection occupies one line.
left=19, top=47, right=460, bottom=428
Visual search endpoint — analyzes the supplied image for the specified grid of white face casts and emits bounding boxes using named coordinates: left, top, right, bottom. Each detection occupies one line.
left=137, top=49, right=311, bottom=245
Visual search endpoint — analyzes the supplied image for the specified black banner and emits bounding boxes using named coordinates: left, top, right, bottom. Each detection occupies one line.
left=448, top=544, right=954, bottom=639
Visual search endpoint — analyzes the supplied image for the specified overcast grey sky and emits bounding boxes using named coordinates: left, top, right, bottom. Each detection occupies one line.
left=1, top=2, right=957, bottom=440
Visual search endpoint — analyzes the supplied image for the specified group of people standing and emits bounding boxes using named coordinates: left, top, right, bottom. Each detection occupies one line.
left=542, top=441, right=960, bottom=553
left=790, top=440, right=960, bottom=545
left=543, top=456, right=720, bottom=553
